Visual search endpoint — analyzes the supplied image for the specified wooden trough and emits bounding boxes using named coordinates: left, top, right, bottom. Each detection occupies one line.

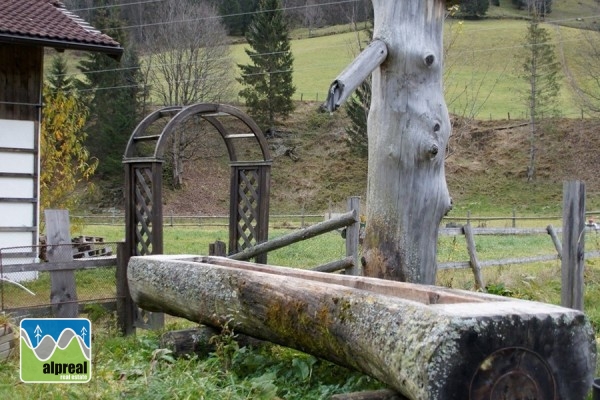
left=127, top=255, right=596, bottom=399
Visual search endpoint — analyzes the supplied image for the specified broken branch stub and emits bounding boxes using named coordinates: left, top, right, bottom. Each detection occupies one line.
left=324, top=39, right=388, bottom=112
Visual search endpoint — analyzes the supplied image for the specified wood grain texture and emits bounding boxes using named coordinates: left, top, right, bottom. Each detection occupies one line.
left=363, top=1, right=452, bottom=284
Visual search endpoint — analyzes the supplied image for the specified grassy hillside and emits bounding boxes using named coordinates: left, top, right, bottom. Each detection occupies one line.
left=164, top=101, right=600, bottom=217
left=231, top=17, right=599, bottom=119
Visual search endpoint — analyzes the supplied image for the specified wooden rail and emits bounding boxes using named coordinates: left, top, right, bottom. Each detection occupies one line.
left=0, top=242, right=134, bottom=335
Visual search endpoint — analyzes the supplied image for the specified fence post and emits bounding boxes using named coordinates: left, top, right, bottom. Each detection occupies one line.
left=45, top=210, right=78, bottom=318
left=116, top=242, right=135, bottom=335
left=345, top=197, right=361, bottom=276
left=561, top=181, right=585, bottom=310
left=512, top=208, right=516, bottom=228
left=463, top=223, right=485, bottom=291
left=209, top=241, right=227, bottom=257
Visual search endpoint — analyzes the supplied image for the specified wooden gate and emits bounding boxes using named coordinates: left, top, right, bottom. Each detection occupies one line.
left=123, top=103, right=271, bottom=328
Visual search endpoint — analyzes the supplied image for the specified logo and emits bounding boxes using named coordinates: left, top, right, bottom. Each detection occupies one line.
left=20, top=318, right=91, bottom=383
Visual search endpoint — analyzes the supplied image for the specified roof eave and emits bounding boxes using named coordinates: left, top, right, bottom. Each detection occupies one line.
left=0, top=34, right=123, bottom=60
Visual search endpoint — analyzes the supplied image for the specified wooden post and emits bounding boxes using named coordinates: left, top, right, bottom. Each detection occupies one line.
left=45, top=209, right=78, bottom=318
left=116, top=242, right=135, bottom=335
left=463, top=223, right=485, bottom=291
left=561, top=181, right=586, bottom=310
left=345, top=197, right=361, bottom=276
left=209, top=241, right=227, bottom=257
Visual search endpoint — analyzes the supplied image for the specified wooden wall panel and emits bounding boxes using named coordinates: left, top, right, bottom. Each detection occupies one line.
left=0, top=44, right=43, bottom=121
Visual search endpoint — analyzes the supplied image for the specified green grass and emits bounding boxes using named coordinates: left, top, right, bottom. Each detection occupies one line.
left=3, top=222, right=600, bottom=397
left=228, top=18, right=595, bottom=119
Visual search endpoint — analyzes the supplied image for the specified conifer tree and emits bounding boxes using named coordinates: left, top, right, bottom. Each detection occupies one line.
left=344, top=79, right=370, bottom=158
left=47, top=54, right=76, bottom=94
left=77, top=1, right=145, bottom=181
left=238, top=0, right=295, bottom=134
left=519, top=5, right=561, bottom=181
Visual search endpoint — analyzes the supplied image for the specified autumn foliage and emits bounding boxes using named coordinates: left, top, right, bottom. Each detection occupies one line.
left=40, top=84, right=98, bottom=212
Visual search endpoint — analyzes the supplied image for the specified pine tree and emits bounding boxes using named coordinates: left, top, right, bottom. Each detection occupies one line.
left=47, top=54, right=76, bottom=94
left=77, top=2, right=145, bottom=181
left=344, top=28, right=373, bottom=158
left=519, top=6, right=561, bottom=181
left=238, top=0, right=295, bottom=134
left=344, top=79, right=370, bottom=158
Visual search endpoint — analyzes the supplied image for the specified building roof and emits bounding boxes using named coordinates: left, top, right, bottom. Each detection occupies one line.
left=0, top=0, right=123, bottom=58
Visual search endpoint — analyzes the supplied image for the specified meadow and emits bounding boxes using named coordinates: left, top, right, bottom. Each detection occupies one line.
left=229, top=18, right=597, bottom=120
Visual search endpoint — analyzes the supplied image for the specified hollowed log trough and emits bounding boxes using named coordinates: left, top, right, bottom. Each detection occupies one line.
left=128, top=255, right=596, bottom=399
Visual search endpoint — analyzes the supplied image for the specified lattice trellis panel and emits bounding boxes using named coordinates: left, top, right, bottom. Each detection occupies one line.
left=235, top=168, right=260, bottom=251
left=133, top=167, right=154, bottom=256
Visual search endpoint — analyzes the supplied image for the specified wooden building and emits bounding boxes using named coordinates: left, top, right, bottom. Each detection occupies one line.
left=0, top=0, right=122, bottom=279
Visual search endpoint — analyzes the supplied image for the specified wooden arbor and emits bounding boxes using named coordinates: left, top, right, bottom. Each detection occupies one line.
left=123, top=103, right=272, bottom=263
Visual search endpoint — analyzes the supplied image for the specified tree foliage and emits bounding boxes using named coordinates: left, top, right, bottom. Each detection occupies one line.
left=519, top=7, right=561, bottom=181
left=238, top=0, right=296, bottom=133
left=344, top=79, right=370, bottom=158
left=47, top=54, right=76, bottom=93
left=459, top=0, right=489, bottom=18
left=216, top=0, right=259, bottom=36
left=512, top=0, right=552, bottom=15
left=40, top=83, right=97, bottom=212
left=77, top=2, right=145, bottom=182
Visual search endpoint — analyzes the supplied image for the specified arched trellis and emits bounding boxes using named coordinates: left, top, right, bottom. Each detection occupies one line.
left=123, top=103, right=272, bottom=265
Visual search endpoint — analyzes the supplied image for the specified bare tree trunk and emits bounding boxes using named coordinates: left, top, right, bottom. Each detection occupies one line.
left=363, top=1, right=452, bottom=284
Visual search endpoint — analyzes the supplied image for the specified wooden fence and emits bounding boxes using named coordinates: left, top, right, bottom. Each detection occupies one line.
left=0, top=242, right=134, bottom=335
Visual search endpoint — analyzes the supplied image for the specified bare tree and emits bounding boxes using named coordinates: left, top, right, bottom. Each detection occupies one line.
left=303, top=0, right=324, bottom=37
left=561, top=26, right=600, bottom=117
left=145, top=0, right=234, bottom=106
left=144, top=0, right=234, bottom=187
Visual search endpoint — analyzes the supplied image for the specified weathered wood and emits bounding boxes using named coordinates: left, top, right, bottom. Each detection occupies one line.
left=229, top=210, right=357, bottom=261
left=313, top=256, right=353, bottom=273
left=345, top=197, right=361, bottom=275
left=45, top=209, right=78, bottom=318
left=562, top=181, right=586, bottom=310
left=116, top=242, right=135, bottom=336
left=0, top=325, right=16, bottom=361
left=361, top=1, right=452, bottom=284
left=439, top=253, right=560, bottom=270
left=0, top=257, right=115, bottom=274
left=324, top=39, right=388, bottom=112
left=128, top=255, right=596, bottom=400
left=547, top=224, right=562, bottom=259
left=463, top=224, right=485, bottom=290
left=331, top=389, right=407, bottom=400
left=209, top=240, right=227, bottom=257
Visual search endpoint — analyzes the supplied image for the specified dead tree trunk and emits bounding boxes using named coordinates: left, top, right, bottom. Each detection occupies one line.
left=363, top=0, right=452, bottom=284
left=128, top=255, right=596, bottom=400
